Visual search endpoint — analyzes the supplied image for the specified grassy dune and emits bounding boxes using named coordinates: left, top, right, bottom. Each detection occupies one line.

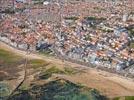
left=0, top=48, right=22, bottom=64
left=11, top=79, right=107, bottom=100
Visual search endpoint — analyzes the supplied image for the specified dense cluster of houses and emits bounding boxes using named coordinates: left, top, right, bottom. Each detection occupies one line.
left=0, top=0, right=134, bottom=76
left=55, top=17, right=134, bottom=73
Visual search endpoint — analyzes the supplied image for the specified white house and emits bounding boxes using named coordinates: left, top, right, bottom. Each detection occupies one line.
left=43, top=1, right=50, bottom=5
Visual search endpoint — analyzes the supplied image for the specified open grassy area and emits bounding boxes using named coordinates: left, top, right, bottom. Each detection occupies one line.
left=0, top=47, right=49, bottom=69
left=130, top=42, right=134, bottom=49
left=0, top=48, right=24, bottom=81
left=0, top=48, right=22, bottom=65
left=64, top=67, right=78, bottom=75
left=29, top=59, right=49, bottom=69
left=38, top=66, right=65, bottom=79
left=37, top=66, right=81, bottom=80
left=113, top=96, right=134, bottom=100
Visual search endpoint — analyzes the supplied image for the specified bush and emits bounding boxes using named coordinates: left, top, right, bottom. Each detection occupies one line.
left=0, top=83, right=11, bottom=99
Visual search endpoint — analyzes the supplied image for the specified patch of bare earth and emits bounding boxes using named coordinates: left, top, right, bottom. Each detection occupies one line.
left=54, top=69, right=134, bottom=98
left=1, top=65, right=25, bottom=92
